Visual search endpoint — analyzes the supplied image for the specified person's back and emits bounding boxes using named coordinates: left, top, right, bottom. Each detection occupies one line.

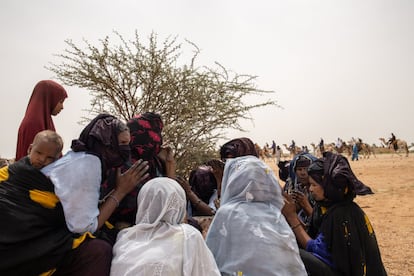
left=16, top=80, right=67, bottom=161
left=206, top=155, right=306, bottom=275
left=111, top=177, right=220, bottom=276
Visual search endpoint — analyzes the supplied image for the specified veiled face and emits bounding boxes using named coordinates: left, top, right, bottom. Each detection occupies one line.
left=118, top=130, right=131, bottom=145
left=101, top=130, right=131, bottom=168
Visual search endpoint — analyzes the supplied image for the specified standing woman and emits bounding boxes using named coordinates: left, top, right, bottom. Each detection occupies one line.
left=15, top=80, right=67, bottom=161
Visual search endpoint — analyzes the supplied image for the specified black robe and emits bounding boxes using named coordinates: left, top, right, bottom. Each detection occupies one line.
left=0, top=157, right=83, bottom=276
left=321, top=201, right=387, bottom=276
left=317, top=152, right=387, bottom=276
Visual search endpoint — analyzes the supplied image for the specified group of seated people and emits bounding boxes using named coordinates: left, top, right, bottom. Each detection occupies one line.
left=0, top=112, right=387, bottom=276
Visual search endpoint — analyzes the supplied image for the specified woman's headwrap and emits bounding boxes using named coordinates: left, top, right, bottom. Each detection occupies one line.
left=127, top=112, right=164, bottom=177
left=288, top=153, right=317, bottom=183
left=71, top=113, right=131, bottom=170
left=135, top=177, right=186, bottom=226
left=294, top=155, right=312, bottom=169
left=99, top=113, right=165, bottom=227
left=189, top=165, right=217, bottom=203
left=219, top=137, right=259, bottom=160
left=312, top=152, right=386, bottom=276
left=307, top=152, right=356, bottom=204
left=15, top=80, right=68, bottom=161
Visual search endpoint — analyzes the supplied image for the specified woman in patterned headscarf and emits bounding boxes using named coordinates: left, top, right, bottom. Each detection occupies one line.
left=282, top=152, right=387, bottom=276
left=16, top=80, right=68, bottom=161
left=127, top=112, right=173, bottom=178
left=100, top=112, right=175, bottom=238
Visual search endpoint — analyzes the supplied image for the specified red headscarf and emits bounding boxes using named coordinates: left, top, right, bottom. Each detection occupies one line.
left=15, top=80, right=67, bottom=161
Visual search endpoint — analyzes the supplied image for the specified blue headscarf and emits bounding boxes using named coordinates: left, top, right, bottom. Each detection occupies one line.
left=288, top=152, right=318, bottom=187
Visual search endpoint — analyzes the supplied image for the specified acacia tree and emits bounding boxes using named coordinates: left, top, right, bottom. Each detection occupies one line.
left=47, top=31, right=279, bottom=175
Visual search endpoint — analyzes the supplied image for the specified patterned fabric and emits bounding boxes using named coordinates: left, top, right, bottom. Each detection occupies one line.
left=71, top=113, right=130, bottom=171
left=0, top=157, right=85, bottom=275
left=128, top=112, right=163, bottom=164
left=206, top=156, right=307, bottom=275
left=100, top=112, right=166, bottom=232
left=16, top=80, right=67, bottom=161
left=42, top=152, right=103, bottom=234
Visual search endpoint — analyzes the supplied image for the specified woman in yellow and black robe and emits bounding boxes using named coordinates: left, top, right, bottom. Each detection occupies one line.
left=0, top=156, right=101, bottom=276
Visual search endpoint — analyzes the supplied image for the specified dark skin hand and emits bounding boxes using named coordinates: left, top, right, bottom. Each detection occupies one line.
left=157, top=143, right=176, bottom=179
left=291, top=190, right=313, bottom=217
left=281, top=192, right=311, bottom=249
left=98, top=159, right=149, bottom=229
left=175, top=175, right=215, bottom=216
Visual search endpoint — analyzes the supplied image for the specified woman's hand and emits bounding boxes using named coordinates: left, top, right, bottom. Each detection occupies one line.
left=114, top=159, right=149, bottom=196
left=158, top=143, right=176, bottom=178
left=98, top=160, right=148, bottom=230
left=292, top=191, right=313, bottom=216
left=175, top=175, right=191, bottom=195
left=281, top=192, right=299, bottom=221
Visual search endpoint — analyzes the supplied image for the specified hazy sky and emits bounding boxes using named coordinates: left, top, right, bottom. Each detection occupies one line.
left=1, top=0, right=413, bottom=158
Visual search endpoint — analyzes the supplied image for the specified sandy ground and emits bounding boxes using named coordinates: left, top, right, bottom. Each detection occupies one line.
left=266, top=153, right=414, bottom=276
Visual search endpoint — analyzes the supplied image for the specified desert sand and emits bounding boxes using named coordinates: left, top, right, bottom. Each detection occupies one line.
left=267, top=153, right=413, bottom=276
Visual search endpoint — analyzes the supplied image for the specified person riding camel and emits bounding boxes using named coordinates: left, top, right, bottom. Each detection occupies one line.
left=290, top=140, right=296, bottom=151
left=388, top=133, right=397, bottom=150
left=318, top=138, right=324, bottom=153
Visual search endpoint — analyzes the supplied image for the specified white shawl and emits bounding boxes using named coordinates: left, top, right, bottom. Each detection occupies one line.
left=206, top=156, right=307, bottom=276
left=111, top=177, right=220, bottom=276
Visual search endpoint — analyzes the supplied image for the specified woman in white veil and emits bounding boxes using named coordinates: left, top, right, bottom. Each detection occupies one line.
left=110, top=177, right=220, bottom=276
left=205, top=155, right=307, bottom=276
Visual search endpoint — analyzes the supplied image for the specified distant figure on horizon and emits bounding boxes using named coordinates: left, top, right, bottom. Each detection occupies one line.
left=275, top=145, right=282, bottom=165
left=271, top=140, right=277, bottom=155
left=336, top=137, right=343, bottom=149
left=352, top=142, right=359, bottom=161
left=290, top=140, right=296, bottom=151
left=15, top=80, right=68, bottom=161
left=388, top=133, right=397, bottom=150
left=319, top=137, right=325, bottom=153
